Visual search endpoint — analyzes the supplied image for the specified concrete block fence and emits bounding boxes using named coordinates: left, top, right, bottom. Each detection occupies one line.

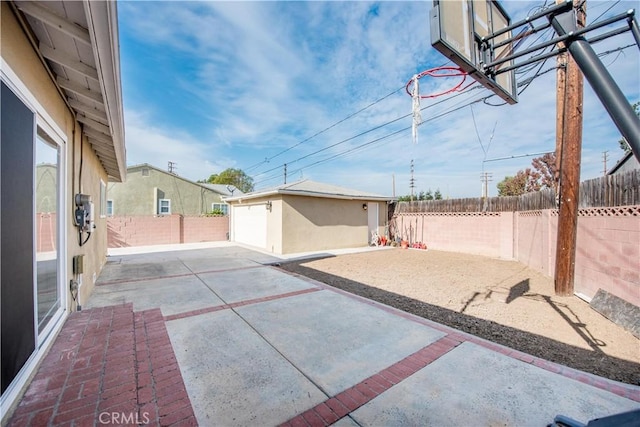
left=107, top=215, right=229, bottom=248
left=394, top=205, right=640, bottom=306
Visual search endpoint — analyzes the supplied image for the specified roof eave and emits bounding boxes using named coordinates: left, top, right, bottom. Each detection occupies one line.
left=84, top=0, right=126, bottom=182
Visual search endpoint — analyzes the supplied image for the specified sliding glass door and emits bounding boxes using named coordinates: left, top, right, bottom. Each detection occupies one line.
left=35, top=135, right=61, bottom=335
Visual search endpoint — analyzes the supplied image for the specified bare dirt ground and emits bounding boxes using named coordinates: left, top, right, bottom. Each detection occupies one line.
left=278, top=248, right=640, bottom=385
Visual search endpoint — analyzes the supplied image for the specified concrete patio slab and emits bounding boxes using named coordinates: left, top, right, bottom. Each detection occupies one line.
left=235, top=289, right=446, bottom=395
left=85, top=275, right=225, bottom=316
left=6, top=244, right=639, bottom=427
left=197, top=266, right=318, bottom=304
left=349, top=341, right=639, bottom=426
left=178, top=256, right=261, bottom=274
left=165, top=310, right=327, bottom=426
left=97, top=256, right=191, bottom=284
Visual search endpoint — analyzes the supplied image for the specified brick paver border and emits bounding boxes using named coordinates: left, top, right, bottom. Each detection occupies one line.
left=280, top=268, right=640, bottom=404
left=279, top=335, right=463, bottom=427
left=7, top=304, right=196, bottom=427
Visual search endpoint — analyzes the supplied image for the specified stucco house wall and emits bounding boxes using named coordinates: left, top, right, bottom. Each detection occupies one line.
left=2, top=1, right=126, bottom=417
left=281, top=196, right=384, bottom=254
left=226, top=180, right=392, bottom=255
left=107, top=164, right=227, bottom=216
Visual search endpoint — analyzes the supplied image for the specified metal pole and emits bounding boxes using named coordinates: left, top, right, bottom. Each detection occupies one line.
left=630, top=16, right=640, bottom=47
left=551, top=13, right=640, bottom=162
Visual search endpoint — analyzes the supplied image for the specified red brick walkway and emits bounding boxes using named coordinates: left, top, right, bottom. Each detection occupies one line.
left=7, top=304, right=196, bottom=427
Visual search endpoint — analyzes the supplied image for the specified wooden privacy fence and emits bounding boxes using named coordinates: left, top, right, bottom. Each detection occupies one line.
left=395, top=169, right=639, bottom=213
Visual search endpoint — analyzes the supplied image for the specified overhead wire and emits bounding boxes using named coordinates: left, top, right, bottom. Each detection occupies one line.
left=252, top=80, right=484, bottom=184
left=253, top=89, right=493, bottom=187
left=244, top=86, right=404, bottom=173
left=253, top=0, right=635, bottom=188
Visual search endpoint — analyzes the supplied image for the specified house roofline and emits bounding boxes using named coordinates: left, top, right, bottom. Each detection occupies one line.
left=126, top=163, right=229, bottom=195
left=224, top=180, right=395, bottom=203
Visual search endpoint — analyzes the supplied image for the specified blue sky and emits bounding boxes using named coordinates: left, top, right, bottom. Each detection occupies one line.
left=118, top=1, right=639, bottom=198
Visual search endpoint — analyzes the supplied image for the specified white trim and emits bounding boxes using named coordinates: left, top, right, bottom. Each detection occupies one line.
left=0, top=315, right=66, bottom=424
left=100, top=179, right=107, bottom=218
left=158, top=199, right=171, bottom=215
left=1, top=56, right=69, bottom=421
left=212, top=202, right=229, bottom=215
left=1, top=60, right=66, bottom=143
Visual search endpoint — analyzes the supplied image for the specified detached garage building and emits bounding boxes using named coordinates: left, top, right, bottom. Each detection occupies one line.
left=225, top=180, right=393, bottom=254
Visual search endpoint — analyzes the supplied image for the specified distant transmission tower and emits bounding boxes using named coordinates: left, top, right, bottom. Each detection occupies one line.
left=168, top=161, right=177, bottom=174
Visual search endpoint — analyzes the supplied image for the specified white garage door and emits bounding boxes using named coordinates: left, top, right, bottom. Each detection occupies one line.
left=232, top=204, right=267, bottom=249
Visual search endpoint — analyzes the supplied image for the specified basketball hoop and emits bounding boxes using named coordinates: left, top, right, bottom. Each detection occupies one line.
left=404, top=66, right=471, bottom=99
left=406, top=66, right=471, bottom=144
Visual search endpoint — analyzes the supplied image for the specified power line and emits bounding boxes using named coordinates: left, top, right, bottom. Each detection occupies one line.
left=244, top=86, right=404, bottom=172
left=253, top=92, right=493, bottom=187
left=251, top=82, right=483, bottom=181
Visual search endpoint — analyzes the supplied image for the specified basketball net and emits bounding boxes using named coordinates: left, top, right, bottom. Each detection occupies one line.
left=411, top=74, right=422, bottom=144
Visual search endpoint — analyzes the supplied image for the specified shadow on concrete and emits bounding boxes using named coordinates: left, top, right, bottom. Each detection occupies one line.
left=278, top=262, right=640, bottom=386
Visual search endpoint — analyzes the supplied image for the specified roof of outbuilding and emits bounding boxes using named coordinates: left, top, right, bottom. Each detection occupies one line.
left=224, top=179, right=393, bottom=202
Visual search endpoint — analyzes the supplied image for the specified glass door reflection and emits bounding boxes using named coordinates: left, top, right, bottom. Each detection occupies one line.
left=35, top=136, right=60, bottom=334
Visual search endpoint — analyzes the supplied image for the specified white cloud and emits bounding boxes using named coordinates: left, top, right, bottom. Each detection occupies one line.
left=118, top=1, right=639, bottom=198
left=124, top=109, right=234, bottom=182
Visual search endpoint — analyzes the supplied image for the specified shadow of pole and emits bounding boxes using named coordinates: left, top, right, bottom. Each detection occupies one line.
left=540, top=295, right=607, bottom=353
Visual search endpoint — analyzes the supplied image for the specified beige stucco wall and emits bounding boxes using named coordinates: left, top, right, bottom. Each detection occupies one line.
left=107, top=166, right=225, bottom=216
left=266, top=196, right=283, bottom=254
left=2, top=2, right=110, bottom=310
left=280, top=196, right=385, bottom=254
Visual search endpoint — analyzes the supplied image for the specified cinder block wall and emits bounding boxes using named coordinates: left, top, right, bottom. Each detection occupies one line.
left=396, top=212, right=512, bottom=259
left=107, top=215, right=229, bottom=247
left=395, top=206, right=639, bottom=306
left=573, top=208, right=639, bottom=306
left=182, top=216, right=229, bottom=243
left=36, top=213, right=57, bottom=253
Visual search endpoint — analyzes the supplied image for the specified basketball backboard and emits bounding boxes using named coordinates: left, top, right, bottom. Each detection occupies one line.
left=430, top=0, right=518, bottom=104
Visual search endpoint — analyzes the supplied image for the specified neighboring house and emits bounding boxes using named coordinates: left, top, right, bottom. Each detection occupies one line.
left=607, top=150, right=640, bottom=175
left=224, top=180, right=394, bottom=254
left=107, top=163, right=241, bottom=216
left=2, top=0, right=126, bottom=418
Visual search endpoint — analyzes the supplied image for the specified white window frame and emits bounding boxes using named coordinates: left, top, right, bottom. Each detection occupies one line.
left=106, top=199, right=114, bottom=216
left=1, top=59, right=68, bottom=416
left=211, top=203, right=228, bottom=215
left=99, top=179, right=107, bottom=218
left=158, top=199, right=171, bottom=215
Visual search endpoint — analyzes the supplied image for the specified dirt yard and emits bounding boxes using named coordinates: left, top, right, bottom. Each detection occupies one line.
left=278, top=248, right=640, bottom=385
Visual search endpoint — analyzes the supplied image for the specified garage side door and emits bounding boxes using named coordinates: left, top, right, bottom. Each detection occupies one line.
left=232, top=204, right=267, bottom=249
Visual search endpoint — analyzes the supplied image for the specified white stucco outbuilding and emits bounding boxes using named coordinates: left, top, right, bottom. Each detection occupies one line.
left=224, top=180, right=394, bottom=254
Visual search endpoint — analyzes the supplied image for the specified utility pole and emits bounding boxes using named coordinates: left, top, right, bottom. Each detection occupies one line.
left=480, top=172, right=493, bottom=198
left=602, top=150, right=609, bottom=176
left=283, top=163, right=287, bottom=184
left=392, top=174, right=396, bottom=198
left=409, top=160, right=416, bottom=201
left=553, top=0, right=585, bottom=297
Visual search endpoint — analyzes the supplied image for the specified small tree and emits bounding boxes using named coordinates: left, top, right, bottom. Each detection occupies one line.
left=204, top=168, right=254, bottom=193
left=497, top=170, right=529, bottom=196
left=434, top=189, right=443, bottom=200
left=497, top=152, right=558, bottom=196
